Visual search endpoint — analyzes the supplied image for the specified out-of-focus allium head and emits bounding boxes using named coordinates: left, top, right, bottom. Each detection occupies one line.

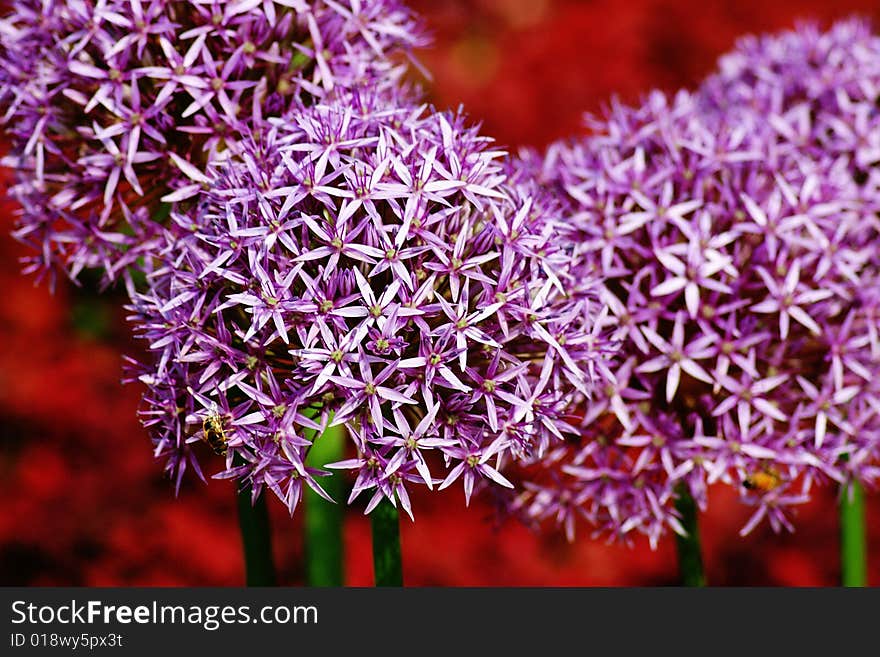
left=700, top=19, right=880, bottom=186
left=504, top=90, right=880, bottom=546
left=127, top=88, right=615, bottom=518
left=0, top=0, right=424, bottom=288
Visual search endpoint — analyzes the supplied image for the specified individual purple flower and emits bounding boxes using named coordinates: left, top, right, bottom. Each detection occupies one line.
left=127, top=87, right=616, bottom=517
left=503, top=88, right=880, bottom=546
left=0, top=0, right=424, bottom=289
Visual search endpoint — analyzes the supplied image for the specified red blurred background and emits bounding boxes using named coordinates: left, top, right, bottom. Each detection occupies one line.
left=2, top=0, right=880, bottom=586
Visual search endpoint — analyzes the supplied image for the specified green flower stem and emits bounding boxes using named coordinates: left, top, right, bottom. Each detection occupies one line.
left=236, top=484, right=276, bottom=586
left=673, top=485, right=706, bottom=587
left=371, top=498, right=403, bottom=586
left=840, top=480, right=867, bottom=587
left=304, top=424, right=346, bottom=586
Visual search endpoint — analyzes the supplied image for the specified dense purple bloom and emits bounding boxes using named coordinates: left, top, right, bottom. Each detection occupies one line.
left=700, top=18, right=880, bottom=173
left=0, top=0, right=424, bottom=289
left=505, top=87, right=880, bottom=546
left=127, top=88, right=615, bottom=517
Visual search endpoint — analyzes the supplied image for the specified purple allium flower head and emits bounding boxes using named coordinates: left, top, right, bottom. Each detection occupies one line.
left=698, top=19, right=880, bottom=281
left=127, top=87, right=615, bottom=518
left=0, top=0, right=424, bottom=289
left=700, top=19, right=880, bottom=170
left=504, top=88, right=880, bottom=546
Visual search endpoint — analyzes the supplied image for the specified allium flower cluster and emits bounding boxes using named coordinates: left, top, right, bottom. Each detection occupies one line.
left=505, top=88, right=880, bottom=545
left=700, top=18, right=880, bottom=176
left=128, top=89, right=614, bottom=518
left=0, top=0, right=423, bottom=288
